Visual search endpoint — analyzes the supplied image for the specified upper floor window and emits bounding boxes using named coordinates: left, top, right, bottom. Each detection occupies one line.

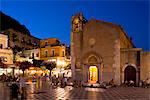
left=136, top=51, right=140, bottom=66
left=62, top=50, right=65, bottom=57
left=45, top=41, right=48, bottom=46
left=21, top=37, right=25, bottom=43
left=33, top=42, right=37, bottom=46
left=45, top=50, right=48, bottom=57
left=0, top=44, right=3, bottom=49
left=52, top=50, right=55, bottom=56
left=12, top=34, right=18, bottom=42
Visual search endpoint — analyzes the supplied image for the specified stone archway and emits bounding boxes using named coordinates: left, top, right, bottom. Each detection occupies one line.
left=88, top=56, right=99, bottom=83
left=82, top=52, right=103, bottom=84
left=124, top=66, right=136, bottom=83
left=122, top=64, right=139, bottom=85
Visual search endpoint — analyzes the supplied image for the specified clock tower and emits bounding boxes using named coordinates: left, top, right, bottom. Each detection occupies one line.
left=71, top=13, right=87, bottom=80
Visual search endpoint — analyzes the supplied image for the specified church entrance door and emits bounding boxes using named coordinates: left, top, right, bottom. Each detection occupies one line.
left=89, top=66, right=98, bottom=84
left=124, top=66, right=136, bottom=84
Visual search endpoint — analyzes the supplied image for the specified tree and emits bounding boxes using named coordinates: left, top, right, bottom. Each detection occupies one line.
left=64, top=64, right=71, bottom=70
left=32, top=59, right=43, bottom=67
left=42, top=61, right=56, bottom=77
left=18, top=61, right=32, bottom=76
left=12, top=46, right=22, bottom=62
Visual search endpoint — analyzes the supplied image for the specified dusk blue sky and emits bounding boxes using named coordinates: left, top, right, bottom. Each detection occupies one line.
left=0, top=0, right=149, bottom=50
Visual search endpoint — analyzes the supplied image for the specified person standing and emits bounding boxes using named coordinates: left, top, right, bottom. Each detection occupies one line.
left=10, top=82, right=19, bottom=100
left=19, top=75, right=27, bottom=99
left=64, top=77, right=67, bottom=86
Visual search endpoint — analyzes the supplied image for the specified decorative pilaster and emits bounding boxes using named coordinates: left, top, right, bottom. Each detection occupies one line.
left=98, top=63, right=101, bottom=83
left=71, top=31, right=75, bottom=80
left=83, top=64, right=88, bottom=83
left=113, top=40, right=121, bottom=85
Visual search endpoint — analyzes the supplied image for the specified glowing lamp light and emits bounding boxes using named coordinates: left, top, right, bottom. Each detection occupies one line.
left=7, top=68, right=12, bottom=73
left=57, top=60, right=66, bottom=67
left=29, top=67, right=34, bottom=70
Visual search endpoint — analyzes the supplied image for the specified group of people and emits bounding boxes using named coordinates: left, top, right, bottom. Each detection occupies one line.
left=129, top=80, right=135, bottom=86
left=124, top=80, right=135, bottom=86
left=73, top=80, right=82, bottom=88
left=11, top=75, right=27, bottom=100
left=0, top=73, right=72, bottom=99
left=0, top=73, right=18, bottom=82
left=124, top=78, right=150, bottom=88
left=0, top=73, right=27, bottom=99
left=51, top=75, right=68, bottom=88
left=140, top=78, right=150, bottom=88
left=51, top=76, right=83, bottom=88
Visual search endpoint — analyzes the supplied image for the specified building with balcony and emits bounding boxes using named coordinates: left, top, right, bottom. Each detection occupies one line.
left=40, top=38, right=71, bottom=77
left=15, top=49, right=40, bottom=63
left=40, top=38, right=70, bottom=68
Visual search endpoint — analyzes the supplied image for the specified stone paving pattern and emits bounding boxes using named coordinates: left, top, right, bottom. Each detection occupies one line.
left=0, top=82, right=150, bottom=100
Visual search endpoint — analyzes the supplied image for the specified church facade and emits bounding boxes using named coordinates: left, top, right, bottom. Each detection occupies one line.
left=71, top=13, right=150, bottom=85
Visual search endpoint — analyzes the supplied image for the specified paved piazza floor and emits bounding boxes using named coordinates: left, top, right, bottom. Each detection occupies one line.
left=0, top=82, right=149, bottom=100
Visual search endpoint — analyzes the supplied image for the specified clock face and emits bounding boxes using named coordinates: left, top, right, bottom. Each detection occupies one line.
left=89, top=38, right=96, bottom=46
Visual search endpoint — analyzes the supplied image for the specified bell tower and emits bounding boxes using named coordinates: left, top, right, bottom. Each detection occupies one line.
left=71, top=13, right=87, bottom=80
left=72, top=13, right=84, bottom=33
